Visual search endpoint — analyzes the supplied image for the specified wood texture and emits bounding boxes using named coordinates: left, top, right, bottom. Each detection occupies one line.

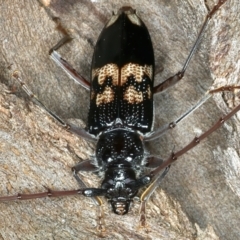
left=0, top=0, right=239, bottom=239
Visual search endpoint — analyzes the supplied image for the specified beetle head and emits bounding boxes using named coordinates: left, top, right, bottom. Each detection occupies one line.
left=102, top=167, right=138, bottom=215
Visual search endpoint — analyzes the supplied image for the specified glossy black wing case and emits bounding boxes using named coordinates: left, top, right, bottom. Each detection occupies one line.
left=88, top=7, right=155, bottom=135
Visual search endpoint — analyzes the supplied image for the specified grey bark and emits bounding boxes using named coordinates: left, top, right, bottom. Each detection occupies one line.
left=0, top=0, right=239, bottom=239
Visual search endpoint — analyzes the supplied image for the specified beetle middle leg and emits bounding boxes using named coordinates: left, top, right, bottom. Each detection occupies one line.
left=11, top=71, right=96, bottom=142
left=145, top=85, right=240, bottom=141
left=153, top=0, right=228, bottom=94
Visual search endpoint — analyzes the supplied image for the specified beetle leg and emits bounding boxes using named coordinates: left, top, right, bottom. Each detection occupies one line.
left=50, top=34, right=73, bottom=53
left=72, top=160, right=101, bottom=206
left=11, top=71, right=96, bottom=141
left=50, top=50, right=90, bottom=90
left=72, top=160, right=98, bottom=173
left=145, top=90, right=211, bottom=141
left=139, top=166, right=170, bottom=228
left=153, top=0, right=228, bottom=94
left=145, top=85, right=240, bottom=141
left=146, top=156, right=164, bottom=168
left=140, top=89, right=240, bottom=227
left=147, top=101, right=240, bottom=182
left=49, top=17, right=90, bottom=90
left=73, top=168, right=103, bottom=208
left=72, top=161, right=106, bottom=236
left=72, top=160, right=98, bottom=189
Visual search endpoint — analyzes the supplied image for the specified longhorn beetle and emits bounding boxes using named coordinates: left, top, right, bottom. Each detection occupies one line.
left=2, top=0, right=240, bottom=235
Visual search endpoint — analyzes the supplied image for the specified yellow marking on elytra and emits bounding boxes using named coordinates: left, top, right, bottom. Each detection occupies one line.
left=92, top=64, right=118, bottom=85
left=92, top=63, right=153, bottom=105
left=96, top=86, right=115, bottom=106
left=121, top=63, right=153, bottom=85
left=124, top=86, right=143, bottom=104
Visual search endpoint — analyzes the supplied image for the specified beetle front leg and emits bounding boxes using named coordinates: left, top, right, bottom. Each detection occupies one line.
left=147, top=100, right=240, bottom=189
left=72, top=160, right=98, bottom=187
left=72, top=160, right=106, bottom=236
left=140, top=108, right=240, bottom=230
left=139, top=90, right=240, bottom=228
left=139, top=165, right=170, bottom=229
left=72, top=160, right=101, bottom=207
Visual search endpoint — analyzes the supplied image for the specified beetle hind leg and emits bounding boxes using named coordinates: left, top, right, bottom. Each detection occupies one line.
left=153, top=0, right=228, bottom=94
left=48, top=17, right=91, bottom=90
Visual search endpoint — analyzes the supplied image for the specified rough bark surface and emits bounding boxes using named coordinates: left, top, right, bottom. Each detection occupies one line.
left=0, top=0, right=239, bottom=239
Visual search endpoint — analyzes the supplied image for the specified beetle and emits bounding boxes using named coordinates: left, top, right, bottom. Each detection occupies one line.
left=2, top=0, right=240, bottom=235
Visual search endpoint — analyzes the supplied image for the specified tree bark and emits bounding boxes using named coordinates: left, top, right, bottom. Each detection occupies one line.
left=0, top=0, right=239, bottom=239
